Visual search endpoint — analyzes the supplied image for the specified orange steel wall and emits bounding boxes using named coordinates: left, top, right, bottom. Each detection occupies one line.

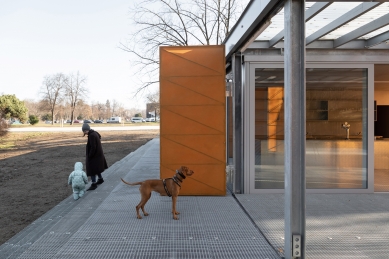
left=160, top=45, right=226, bottom=195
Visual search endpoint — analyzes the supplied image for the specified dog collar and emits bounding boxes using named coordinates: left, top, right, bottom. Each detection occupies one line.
left=176, top=170, right=186, bottom=179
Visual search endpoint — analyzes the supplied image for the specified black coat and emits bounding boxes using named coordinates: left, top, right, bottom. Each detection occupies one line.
left=85, top=130, right=108, bottom=176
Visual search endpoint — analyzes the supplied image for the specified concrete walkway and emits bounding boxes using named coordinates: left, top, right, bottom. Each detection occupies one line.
left=1, top=138, right=388, bottom=258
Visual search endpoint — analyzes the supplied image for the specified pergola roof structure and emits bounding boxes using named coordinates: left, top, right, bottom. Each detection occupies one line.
left=224, top=1, right=389, bottom=63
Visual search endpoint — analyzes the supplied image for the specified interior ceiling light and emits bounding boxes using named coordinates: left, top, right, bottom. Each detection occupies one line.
left=267, top=76, right=276, bottom=80
left=166, top=49, right=192, bottom=54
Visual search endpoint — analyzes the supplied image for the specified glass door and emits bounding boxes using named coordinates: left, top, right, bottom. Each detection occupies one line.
left=249, top=64, right=371, bottom=193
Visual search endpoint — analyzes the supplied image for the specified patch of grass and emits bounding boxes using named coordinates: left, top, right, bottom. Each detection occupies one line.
left=20, top=132, right=49, bottom=140
left=8, top=122, right=160, bottom=128
left=0, top=142, right=15, bottom=149
left=0, top=132, right=50, bottom=150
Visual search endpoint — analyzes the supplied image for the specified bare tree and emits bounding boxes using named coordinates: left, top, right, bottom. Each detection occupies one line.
left=96, top=102, right=106, bottom=120
left=38, top=99, right=51, bottom=118
left=116, top=103, right=128, bottom=121
left=90, top=102, right=98, bottom=119
left=56, top=100, right=66, bottom=123
left=146, top=90, right=160, bottom=122
left=81, top=102, right=92, bottom=119
left=105, top=100, right=111, bottom=119
left=61, top=100, right=73, bottom=121
left=64, top=72, right=88, bottom=125
left=111, top=99, right=119, bottom=117
left=73, top=100, right=91, bottom=120
left=120, top=0, right=248, bottom=94
left=120, top=108, right=131, bottom=121
left=40, top=73, right=66, bottom=125
left=24, top=99, right=42, bottom=118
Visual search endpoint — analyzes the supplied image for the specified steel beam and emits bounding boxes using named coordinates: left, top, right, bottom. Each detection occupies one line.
left=366, top=31, right=389, bottom=48
left=232, top=53, right=244, bottom=194
left=223, top=0, right=284, bottom=62
left=248, top=39, right=389, bottom=50
left=284, top=0, right=306, bottom=258
left=306, top=2, right=381, bottom=45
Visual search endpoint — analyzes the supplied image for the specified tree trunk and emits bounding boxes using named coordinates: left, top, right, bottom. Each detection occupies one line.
left=70, top=113, right=74, bottom=125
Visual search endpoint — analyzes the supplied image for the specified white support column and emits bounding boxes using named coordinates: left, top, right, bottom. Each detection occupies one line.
left=284, top=0, right=306, bottom=258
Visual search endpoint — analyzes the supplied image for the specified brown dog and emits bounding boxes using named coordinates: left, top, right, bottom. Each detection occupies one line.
left=121, top=166, right=194, bottom=220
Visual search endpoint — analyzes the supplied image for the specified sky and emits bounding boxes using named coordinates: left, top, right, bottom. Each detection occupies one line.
left=0, top=0, right=155, bottom=109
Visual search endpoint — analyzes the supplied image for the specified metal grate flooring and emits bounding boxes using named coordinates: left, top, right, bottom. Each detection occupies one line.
left=236, top=193, right=389, bottom=259
left=4, top=137, right=388, bottom=258
left=1, top=139, right=280, bottom=259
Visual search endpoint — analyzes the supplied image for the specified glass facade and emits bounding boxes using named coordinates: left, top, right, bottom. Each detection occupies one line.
left=254, top=68, right=368, bottom=189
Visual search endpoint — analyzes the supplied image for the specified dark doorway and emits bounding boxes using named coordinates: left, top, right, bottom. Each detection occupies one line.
left=375, top=105, right=389, bottom=138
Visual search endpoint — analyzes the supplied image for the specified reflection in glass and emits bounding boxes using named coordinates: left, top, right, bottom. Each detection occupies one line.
left=226, top=81, right=234, bottom=190
left=374, top=64, right=389, bottom=192
left=254, top=68, right=368, bottom=189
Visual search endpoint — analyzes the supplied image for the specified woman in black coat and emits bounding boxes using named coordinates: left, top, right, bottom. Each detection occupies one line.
left=82, top=123, right=108, bottom=190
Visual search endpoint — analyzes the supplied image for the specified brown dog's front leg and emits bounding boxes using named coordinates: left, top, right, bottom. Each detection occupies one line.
left=141, top=206, right=149, bottom=217
left=141, top=192, right=151, bottom=217
left=172, top=196, right=179, bottom=220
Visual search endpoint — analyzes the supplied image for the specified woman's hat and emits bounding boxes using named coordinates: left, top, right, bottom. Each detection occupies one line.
left=82, top=123, right=90, bottom=132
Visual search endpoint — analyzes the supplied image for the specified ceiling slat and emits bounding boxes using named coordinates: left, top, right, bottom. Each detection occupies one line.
left=269, top=2, right=333, bottom=47
left=305, top=2, right=381, bottom=45
left=334, top=13, right=389, bottom=47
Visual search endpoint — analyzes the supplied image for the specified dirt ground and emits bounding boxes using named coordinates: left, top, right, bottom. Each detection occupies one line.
left=0, top=129, right=159, bottom=245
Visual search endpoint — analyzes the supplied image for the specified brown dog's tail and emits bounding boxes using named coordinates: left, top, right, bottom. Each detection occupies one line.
left=121, top=178, right=143, bottom=186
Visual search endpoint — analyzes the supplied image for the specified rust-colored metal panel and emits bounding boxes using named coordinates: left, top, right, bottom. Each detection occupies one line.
left=160, top=45, right=226, bottom=195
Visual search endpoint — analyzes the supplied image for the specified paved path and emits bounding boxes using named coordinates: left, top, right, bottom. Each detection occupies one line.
left=8, top=126, right=160, bottom=132
left=0, top=138, right=280, bottom=259
left=1, top=137, right=389, bottom=258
